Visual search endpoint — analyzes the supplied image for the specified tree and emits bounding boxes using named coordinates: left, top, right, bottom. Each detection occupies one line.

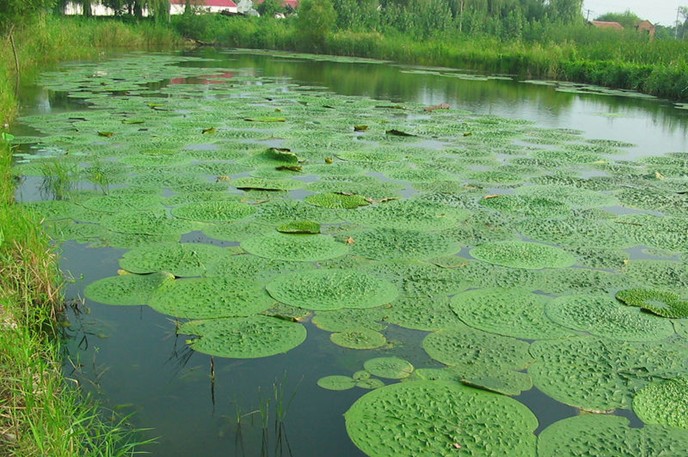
left=546, top=0, right=582, bottom=24
left=257, top=0, right=283, bottom=17
left=1, top=0, right=55, bottom=32
left=297, top=0, right=336, bottom=51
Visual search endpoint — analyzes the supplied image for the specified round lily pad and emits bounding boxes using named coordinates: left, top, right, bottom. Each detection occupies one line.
left=633, top=376, right=688, bottom=429
left=423, top=324, right=533, bottom=371
left=241, top=233, right=349, bottom=262
left=305, top=192, right=370, bottom=209
left=450, top=287, right=573, bottom=340
left=171, top=200, right=256, bottom=222
left=362, top=357, right=414, bottom=379
left=545, top=293, right=675, bottom=341
left=266, top=269, right=398, bottom=311
left=346, top=199, right=468, bottom=231
left=179, top=315, right=307, bottom=359
left=350, top=228, right=460, bottom=260
left=356, top=378, right=385, bottom=390
left=317, top=375, right=356, bottom=391
left=386, top=295, right=463, bottom=331
left=84, top=271, right=174, bottom=306
left=148, top=277, right=274, bottom=319
left=538, top=414, right=688, bottom=457
left=330, top=329, right=387, bottom=350
left=616, top=288, right=688, bottom=318
left=529, top=337, right=688, bottom=411
left=311, top=307, right=388, bottom=332
left=479, top=195, right=572, bottom=219
left=345, top=381, right=538, bottom=457
left=470, top=241, right=577, bottom=269
left=276, top=220, right=321, bottom=234
left=119, top=242, right=229, bottom=277
left=104, top=210, right=194, bottom=236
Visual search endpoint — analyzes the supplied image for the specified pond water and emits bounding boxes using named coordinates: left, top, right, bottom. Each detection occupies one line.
left=12, top=49, right=688, bottom=456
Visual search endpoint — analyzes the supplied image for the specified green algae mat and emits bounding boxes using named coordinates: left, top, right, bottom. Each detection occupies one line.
left=14, top=53, right=688, bottom=456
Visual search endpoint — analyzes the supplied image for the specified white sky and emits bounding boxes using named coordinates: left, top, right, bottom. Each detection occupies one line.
left=583, top=0, right=684, bottom=26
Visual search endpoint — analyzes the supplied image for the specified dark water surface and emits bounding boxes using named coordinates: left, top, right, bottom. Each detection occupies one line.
left=15, top=49, right=688, bottom=456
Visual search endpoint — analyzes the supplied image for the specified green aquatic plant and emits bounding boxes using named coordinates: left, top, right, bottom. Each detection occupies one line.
left=276, top=220, right=321, bottom=234
left=232, top=177, right=303, bottom=192
left=241, top=232, right=349, bottom=262
left=39, top=159, right=80, bottom=200
left=470, top=241, right=577, bottom=269
left=311, top=307, right=388, bottom=332
left=179, top=315, right=307, bottom=359
left=350, top=228, right=460, bottom=261
left=330, top=329, right=387, bottom=350
left=84, top=271, right=174, bottom=306
left=171, top=200, right=256, bottom=222
left=633, top=376, right=688, bottom=429
left=104, top=210, right=194, bottom=236
left=385, top=295, right=463, bottom=331
left=304, top=192, right=371, bottom=209
left=616, top=288, right=688, bottom=318
left=119, top=242, right=229, bottom=277
left=369, top=260, right=467, bottom=298
left=266, top=269, right=398, bottom=311
left=317, top=375, right=356, bottom=391
left=423, top=324, right=533, bottom=371
left=148, top=277, right=275, bottom=319
left=362, top=357, right=414, bottom=379
left=346, top=199, right=468, bottom=231
left=345, top=381, right=538, bottom=457
left=537, top=415, right=688, bottom=457
left=545, top=293, right=675, bottom=341
left=479, top=195, right=572, bottom=219
left=529, top=337, right=688, bottom=411
left=450, top=288, right=573, bottom=340
left=81, top=192, right=164, bottom=214
left=458, top=367, right=533, bottom=397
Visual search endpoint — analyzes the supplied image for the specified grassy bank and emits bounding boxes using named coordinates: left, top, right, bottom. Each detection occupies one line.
left=1, top=15, right=179, bottom=456
left=171, top=14, right=688, bottom=101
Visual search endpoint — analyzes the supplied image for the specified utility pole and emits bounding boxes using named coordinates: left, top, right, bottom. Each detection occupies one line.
left=585, top=9, right=592, bottom=22
left=676, top=6, right=681, bottom=39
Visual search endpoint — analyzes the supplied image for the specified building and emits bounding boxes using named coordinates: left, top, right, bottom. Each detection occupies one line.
left=635, top=20, right=656, bottom=38
left=170, top=0, right=238, bottom=15
left=590, top=20, right=624, bottom=31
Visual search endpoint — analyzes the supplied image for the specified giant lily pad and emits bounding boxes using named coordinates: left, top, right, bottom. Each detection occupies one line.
left=304, top=192, right=371, bottom=209
left=179, top=315, right=307, bottom=359
left=538, top=414, right=688, bottom=457
left=345, top=381, right=538, bottom=457
left=423, top=324, right=533, bottom=371
left=119, top=242, right=229, bottom=277
left=633, top=376, right=688, bottom=429
left=171, top=200, right=256, bottom=222
left=616, top=288, right=688, bottom=318
left=84, top=271, right=174, bottom=306
left=266, top=269, right=398, bottom=311
left=148, top=277, right=274, bottom=319
left=103, top=210, right=194, bottom=236
left=450, top=287, right=573, bottom=340
left=346, top=199, right=468, bottom=231
left=362, top=357, right=414, bottom=379
left=331, top=329, right=387, bottom=350
left=470, top=241, right=577, bottom=269
left=545, top=293, right=675, bottom=341
left=350, top=228, right=460, bottom=260
left=529, top=337, right=688, bottom=410
left=240, top=233, right=349, bottom=262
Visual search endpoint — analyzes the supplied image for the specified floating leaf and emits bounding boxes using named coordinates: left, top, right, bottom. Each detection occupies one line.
left=633, top=376, right=688, bottom=429
left=545, top=293, right=675, bottom=341
left=179, top=315, right=306, bottom=359
left=616, top=288, right=688, bottom=318
left=538, top=415, right=688, bottom=457
left=119, top=242, right=228, bottom=277
left=276, top=220, right=320, bottom=234
left=84, top=272, right=174, bottom=306
left=305, top=192, right=370, bottom=209
left=345, top=381, right=538, bottom=457
left=171, top=200, right=256, bottom=222
left=266, top=269, right=398, bottom=311
left=470, top=241, right=577, bottom=269
left=317, top=375, right=356, bottom=391
left=330, top=329, right=387, bottom=350
left=350, top=228, right=460, bottom=261
left=362, top=357, right=413, bottom=379
left=241, top=233, right=349, bottom=262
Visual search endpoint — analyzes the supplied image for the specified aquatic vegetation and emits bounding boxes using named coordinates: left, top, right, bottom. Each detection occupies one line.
left=119, top=242, right=229, bottom=277
left=331, top=329, right=387, bottom=349
left=450, top=288, right=573, bottom=340
left=346, top=199, right=468, bottom=231
left=179, top=315, right=307, bottom=359
left=276, top=220, right=321, bottom=234
left=615, top=288, right=688, bottom=319
left=266, top=269, right=398, bottom=310
left=345, top=381, right=538, bottom=457
left=633, top=376, right=688, bottom=429
left=304, top=192, right=370, bottom=209
left=84, top=271, right=174, bottom=306
left=423, top=324, right=533, bottom=371
left=363, top=357, right=414, bottom=379
left=529, top=337, right=688, bottom=410
left=350, top=228, right=460, bottom=261
left=545, top=293, right=675, bottom=341
left=538, top=415, right=688, bottom=457
left=479, top=195, right=572, bottom=219
left=148, top=277, right=275, bottom=319
left=311, top=307, right=388, bottom=332
left=241, top=232, right=349, bottom=262
left=171, top=200, right=256, bottom=222
left=386, top=295, right=463, bottom=331
left=104, top=210, right=194, bottom=236
left=317, top=375, right=357, bottom=391
left=470, top=241, right=577, bottom=270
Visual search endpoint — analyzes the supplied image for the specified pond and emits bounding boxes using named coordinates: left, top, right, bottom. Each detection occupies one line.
left=11, top=48, right=688, bottom=456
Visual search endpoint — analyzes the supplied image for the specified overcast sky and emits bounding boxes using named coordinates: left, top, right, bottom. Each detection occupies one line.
left=583, top=0, right=683, bottom=26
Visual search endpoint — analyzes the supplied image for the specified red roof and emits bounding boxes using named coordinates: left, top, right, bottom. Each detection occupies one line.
left=170, top=0, right=237, bottom=7
left=591, top=21, right=624, bottom=30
